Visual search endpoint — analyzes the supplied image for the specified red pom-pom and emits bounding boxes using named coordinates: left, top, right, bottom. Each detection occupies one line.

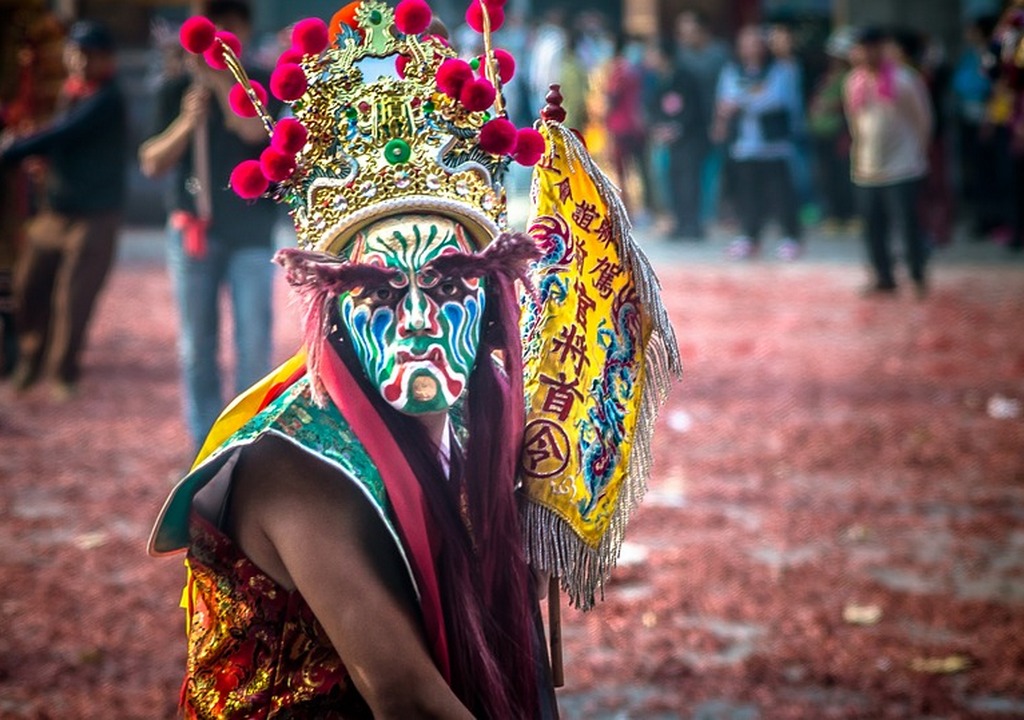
left=483, top=0, right=507, bottom=8
left=228, top=80, right=268, bottom=118
left=513, top=127, right=545, bottom=165
left=459, top=77, right=496, bottom=112
left=292, top=18, right=330, bottom=56
left=436, top=58, right=473, bottom=97
left=479, top=118, right=518, bottom=155
left=396, top=54, right=410, bottom=78
left=466, top=1, right=504, bottom=33
left=203, top=31, right=242, bottom=70
left=180, top=17, right=216, bottom=54
left=260, top=147, right=297, bottom=182
left=395, top=0, right=432, bottom=35
left=270, top=63, right=307, bottom=101
left=230, top=160, right=269, bottom=199
left=492, top=48, right=515, bottom=83
left=271, top=118, right=308, bottom=154
left=515, top=151, right=543, bottom=166
left=277, top=46, right=305, bottom=65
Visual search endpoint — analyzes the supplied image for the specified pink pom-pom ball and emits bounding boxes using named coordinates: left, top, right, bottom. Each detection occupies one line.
left=203, top=31, right=242, bottom=70
left=180, top=17, right=216, bottom=54
left=270, top=63, right=308, bottom=101
left=260, top=147, right=297, bottom=182
left=436, top=58, right=473, bottom=97
left=515, top=151, right=543, bottom=166
left=466, top=1, right=504, bottom=33
left=292, top=18, right=330, bottom=56
left=459, top=77, right=496, bottom=112
left=271, top=118, right=308, bottom=154
left=394, top=0, right=433, bottom=35
left=230, top=160, right=269, bottom=199
left=277, top=46, right=305, bottom=65
left=483, top=0, right=507, bottom=8
left=395, top=54, right=410, bottom=78
left=492, top=48, right=515, bottom=83
left=478, top=118, right=518, bottom=155
left=513, top=127, right=545, bottom=165
left=228, top=80, right=268, bottom=118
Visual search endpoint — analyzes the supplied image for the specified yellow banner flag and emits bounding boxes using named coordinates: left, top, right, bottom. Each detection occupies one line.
left=520, top=123, right=681, bottom=609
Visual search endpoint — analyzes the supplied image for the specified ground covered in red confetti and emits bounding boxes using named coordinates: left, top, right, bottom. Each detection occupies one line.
left=1, top=246, right=1023, bottom=719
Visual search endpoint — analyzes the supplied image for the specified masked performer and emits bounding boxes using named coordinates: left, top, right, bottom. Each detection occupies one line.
left=149, top=2, right=681, bottom=717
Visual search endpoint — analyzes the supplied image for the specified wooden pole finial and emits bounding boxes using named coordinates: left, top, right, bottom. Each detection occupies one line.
left=541, top=83, right=566, bottom=124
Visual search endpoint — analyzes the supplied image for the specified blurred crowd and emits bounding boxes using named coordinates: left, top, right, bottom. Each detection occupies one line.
left=4, top=1, right=1024, bottom=395
left=471, top=4, right=1024, bottom=262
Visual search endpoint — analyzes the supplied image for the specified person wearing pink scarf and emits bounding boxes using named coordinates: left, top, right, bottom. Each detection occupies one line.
left=843, top=27, right=933, bottom=297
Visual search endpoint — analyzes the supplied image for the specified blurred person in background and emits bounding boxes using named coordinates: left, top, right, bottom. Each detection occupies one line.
left=713, top=25, right=803, bottom=261
left=675, top=9, right=729, bottom=233
left=574, top=9, right=615, bottom=74
left=975, top=48, right=1017, bottom=244
left=888, top=28, right=954, bottom=248
left=647, top=37, right=704, bottom=239
left=527, top=7, right=568, bottom=114
left=0, top=20, right=127, bottom=399
left=558, top=26, right=590, bottom=132
left=601, top=33, right=649, bottom=217
left=139, top=0, right=278, bottom=451
left=952, top=16, right=997, bottom=238
left=808, top=26, right=856, bottom=233
left=0, top=8, right=66, bottom=378
left=495, top=10, right=532, bottom=130
left=991, top=1, right=1024, bottom=252
left=641, top=38, right=675, bottom=231
left=769, top=21, right=812, bottom=223
left=843, top=27, right=932, bottom=296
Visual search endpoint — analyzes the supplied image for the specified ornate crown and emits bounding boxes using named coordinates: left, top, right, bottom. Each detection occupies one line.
left=179, top=0, right=544, bottom=254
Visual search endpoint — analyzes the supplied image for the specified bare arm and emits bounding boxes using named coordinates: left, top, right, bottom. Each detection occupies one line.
left=138, top=85, right=207, bottom=178
left=195, top=62, right=269, bottom=145
left=841, top=74, right=859, bottom=146
left=138, top=60, right=268, bottom=178
left=228, top=436, right=474, bottom=720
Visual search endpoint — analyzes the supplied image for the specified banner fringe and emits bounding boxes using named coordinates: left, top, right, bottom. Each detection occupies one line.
left=521, top=123, right=683, bottom=610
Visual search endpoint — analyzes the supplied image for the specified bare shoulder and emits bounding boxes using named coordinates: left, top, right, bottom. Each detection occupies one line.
left=226, top=433, right=411, bottom=599
left=225, top=435, right=469, bottom=717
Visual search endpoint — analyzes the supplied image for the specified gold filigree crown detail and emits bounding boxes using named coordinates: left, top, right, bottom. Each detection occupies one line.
left=199, top=0, right=540, bottom=258
left=281, top=2, right=516, bottom=253
left=180, top=0, right=541, bottom=253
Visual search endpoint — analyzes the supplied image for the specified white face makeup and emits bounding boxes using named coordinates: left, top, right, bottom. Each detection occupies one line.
left=338, top=214, right=485, bottom=415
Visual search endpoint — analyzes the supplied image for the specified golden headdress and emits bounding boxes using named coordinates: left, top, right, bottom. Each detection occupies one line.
left=179, top=0, right=541, bottom=254
left=179, top=0, right=683, bottom=611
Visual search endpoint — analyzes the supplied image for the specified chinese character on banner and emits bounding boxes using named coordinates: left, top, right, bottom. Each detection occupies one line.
left=574, top=279, right=597, bottom=327
left=539, top=372, right=585, bottom=422
left=589, top=256, right=624, bottom=299
left=556, top=177, right=573, bottom=204
left=572, top=200, right=600, bottom=231
left=552, top=323, right=590, bottom=376
left=595, top=217, right=614, bottom=247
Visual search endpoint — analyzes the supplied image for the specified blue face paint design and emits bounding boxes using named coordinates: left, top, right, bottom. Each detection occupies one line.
left=338, top=215, right=486, bottom=415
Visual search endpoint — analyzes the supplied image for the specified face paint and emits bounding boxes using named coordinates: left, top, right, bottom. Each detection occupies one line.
left=338, top=215, right=485, bottom=415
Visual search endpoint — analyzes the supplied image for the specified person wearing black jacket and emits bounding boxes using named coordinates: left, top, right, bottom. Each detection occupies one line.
left=139, top=0, right=278, bottom=451
left=0, top=20, right=127, bottom=398
left=649, top=41, right=705, bottom=239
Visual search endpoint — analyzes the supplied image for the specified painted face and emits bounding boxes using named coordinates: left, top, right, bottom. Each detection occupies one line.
left=338, top=215, right=485, bottom=415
